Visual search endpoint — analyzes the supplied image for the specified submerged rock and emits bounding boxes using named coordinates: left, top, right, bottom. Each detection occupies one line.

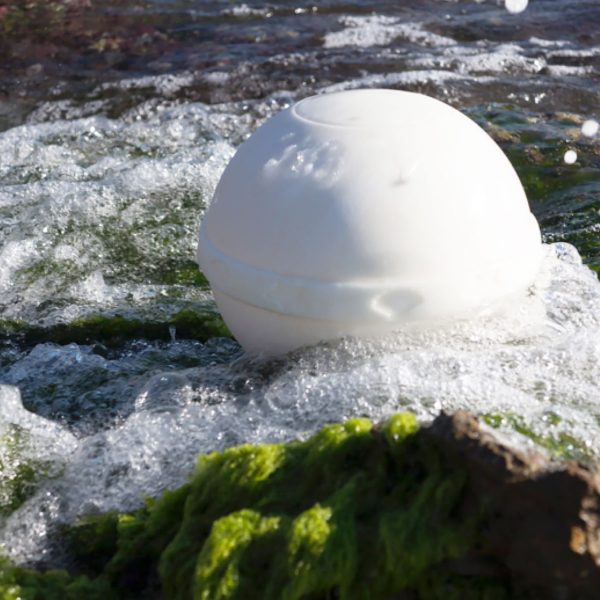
left=2, top=410, right=600, bottom=599
left=0, top=386, right=76, bottom=516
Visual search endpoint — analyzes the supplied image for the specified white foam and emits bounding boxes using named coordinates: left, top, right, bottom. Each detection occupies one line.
left=322, top=16, right=590, bottom=85
left=547, top=47, right=600, bottom=58
left=529, top=37, right=570, bottom=49
left=547, top=65, right=594, bottom=77
left=224, top=4, right=272, bottom=17
left=319, top=70, right=483, bottom=94
left=441, top=43, right=546, bottom=75
left=0, top=386, right=76, bottom=562
left=323, top=16, right=455, bottom=49
left=203, top=71, right=231, bottom=85
left=96, top=71, right=196, bottom=97
left=0, top=386, right=77, bottom=454
left=0, top=105, right=236, bottom=324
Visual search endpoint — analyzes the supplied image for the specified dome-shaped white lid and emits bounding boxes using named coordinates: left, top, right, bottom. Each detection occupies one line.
left=198, top=89, right=542, bottom=324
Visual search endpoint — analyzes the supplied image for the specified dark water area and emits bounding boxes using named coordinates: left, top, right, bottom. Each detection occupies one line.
left=2, top=0, right=600, bottom=565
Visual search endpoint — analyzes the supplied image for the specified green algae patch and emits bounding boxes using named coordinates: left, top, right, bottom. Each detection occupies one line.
left=66, top=513, right=120, bottom=576
left=468, top=105, right=600, bottom=278
left=169, top=309, right=231, bottom=342
left=193, top=509, right=283, bottom=600
left=482, top=412, right=594, bottom=462
left=0, top=558, right=114, bottom=600
left=0, top=309, right=231, bottom=349
left=0, top=425, right=56, bottom=516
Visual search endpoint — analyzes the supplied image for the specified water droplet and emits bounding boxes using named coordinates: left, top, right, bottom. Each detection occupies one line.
left=564, top=149, right=578, bottom=165
left=582, top=119, right=599, bottom=138
left=505, top=0, right=528, bottom=14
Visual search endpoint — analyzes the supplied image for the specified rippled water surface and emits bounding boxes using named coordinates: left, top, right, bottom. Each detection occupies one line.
left=1, top=0, right=600, bottom=565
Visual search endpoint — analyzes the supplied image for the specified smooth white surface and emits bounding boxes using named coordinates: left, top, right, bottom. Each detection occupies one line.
left=505, top=0, right=528, bottom=14
left=582, top=119, right=599, bottom=138
left=197, top=89, right=542, bottom=354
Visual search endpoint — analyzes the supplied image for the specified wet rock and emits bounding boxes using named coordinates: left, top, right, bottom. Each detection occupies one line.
left=427, top=411, right=600, bottom=599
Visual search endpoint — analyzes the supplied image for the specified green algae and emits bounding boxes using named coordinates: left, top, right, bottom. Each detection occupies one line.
left=17, top=259, right=87, bottom=288
left=0, top=308, right=231, bottom=349
left=482, top=412, right=594, bottom=462
left=0, top=425, right=56, bottom=516
left=52, top=189, right=207, bottom=288
left=193, top=509, right=283, bottom=600
left=0, top=557, right=115, bottom=600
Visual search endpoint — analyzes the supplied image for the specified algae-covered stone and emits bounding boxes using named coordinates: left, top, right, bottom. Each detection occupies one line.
left=476, top=106, right=600, bottom=277
left=65, top=412, right=504, bottom=599
left=5, top=410, right=600, bottom=599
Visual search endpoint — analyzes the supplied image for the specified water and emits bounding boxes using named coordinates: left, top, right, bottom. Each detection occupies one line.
left=0, top=0, right=600, bottom=566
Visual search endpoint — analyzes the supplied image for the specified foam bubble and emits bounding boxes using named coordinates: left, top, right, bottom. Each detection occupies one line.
left=546, top=65, right=593, bottom=77
left=96, top=72, right=196, bottom=97
left=0, top=386, right=76, bottom=562
left=320, top=70, right=479, bottom=95
left=441, top=43, right=546, bottom=75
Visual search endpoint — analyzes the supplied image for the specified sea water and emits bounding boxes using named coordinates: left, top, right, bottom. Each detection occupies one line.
left=0, top=0, right=599, bottom=566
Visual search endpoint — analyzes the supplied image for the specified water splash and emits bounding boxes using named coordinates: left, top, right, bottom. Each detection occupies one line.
left=0, top=105, right=238, bottom=325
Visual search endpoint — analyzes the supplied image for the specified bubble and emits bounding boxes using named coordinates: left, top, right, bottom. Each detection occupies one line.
left=505, top=0, right=528, bottom=14
left=564, top=149, right=578, bottom=165
left=581, top=119, right=599, bottom=138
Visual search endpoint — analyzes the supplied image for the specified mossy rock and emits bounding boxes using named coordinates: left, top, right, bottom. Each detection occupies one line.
left=0, top=413, right=527, bottom=599
left=478, top=107, right=600, bottom=276
left=0, top=308, right=231, bottom=349
left=6, top=411, right=598, bottom=599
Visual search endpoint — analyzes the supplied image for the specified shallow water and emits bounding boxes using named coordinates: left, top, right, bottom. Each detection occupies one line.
left=0, top=0, right=600, bottom=566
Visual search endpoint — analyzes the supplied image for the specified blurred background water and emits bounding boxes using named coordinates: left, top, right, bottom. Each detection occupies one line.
left=1, top=0, right=600, bottom=566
